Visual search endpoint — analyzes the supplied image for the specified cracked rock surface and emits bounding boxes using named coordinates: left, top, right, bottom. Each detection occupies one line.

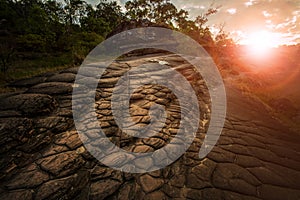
left=0, top=54, right=299, bottom=200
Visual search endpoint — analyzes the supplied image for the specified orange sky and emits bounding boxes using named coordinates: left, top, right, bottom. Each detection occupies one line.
left=172, top=0, right=300, bottom=45
left=88, top=0, right=300, bottom=45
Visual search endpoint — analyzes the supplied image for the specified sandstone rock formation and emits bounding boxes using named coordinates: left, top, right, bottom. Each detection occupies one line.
left=0, top=54, right=299, bottom=199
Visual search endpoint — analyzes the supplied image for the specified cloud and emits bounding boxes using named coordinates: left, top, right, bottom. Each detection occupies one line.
left=172, top=0, right=300, bottom=44
left=275, top=16, right=298, bottom=30
left=227, top=8, right=237, bottom=15
left=262, top=10, right=272, bottom=17
left=244, top=0, right=257, bottom=7
left=182, top=5, right=206, bottom=10
left=86, top=0, right=300, bottom=44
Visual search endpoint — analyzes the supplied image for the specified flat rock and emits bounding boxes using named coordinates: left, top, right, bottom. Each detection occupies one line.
left=258, top=184, right=300, bottom=200
left=46, top=73, right=76, bottom=83
left=27, top=82, right=73, bottom=95
left=212, top=163, right=260, bottom=196
left=0, top=118, right=33, bottom=153
left=0, top=94, right=57, bottom=115
left=142, top=138, right=166, bottom=149
left=117, top=183, right=135, bottom=199
left=90, top=179, right=121, bottom=200
left=144, top=191, right=167, bottom=200
left=60, top=67, right=79, bottom=74
left=35, top=116, right=73, bottom=133
left=35, top=171, right=89, bottom=200
left=5, top=164, right=49, bottom=189
left=0, top=54, right=299, bottom=199
left=37, top=151, right=85, bottom=177
left=139, top=174, right=164, bottom=193
left=0, top=110, right=22, bottom=117
left=0, top=190, right=33, bottom=200
left=9, top=76, right=47, bottom=87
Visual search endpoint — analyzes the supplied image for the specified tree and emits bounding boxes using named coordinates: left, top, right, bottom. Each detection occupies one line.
left=0, top=0, right=233, bottom=76
left=124, top=0, right=221, bottom=49
left=0, top=39, right=15, bottom=73
left=214, top=23, right=234, bottom=47
left=176, top=4, right=220, bottom=49
left=42, top=0, right=66, bottom=51
left=63, top=0, right=86, bottom=26
left=43, top=0, right=65, bottom=24
left=125, top=0, right=183, bottom=28
left=81, top=0, right=123, bottom=37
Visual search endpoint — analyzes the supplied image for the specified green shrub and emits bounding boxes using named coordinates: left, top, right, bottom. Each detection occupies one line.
left=17, top=34, right=47, bottom=52
left=71, top=32, right=104, bottom=64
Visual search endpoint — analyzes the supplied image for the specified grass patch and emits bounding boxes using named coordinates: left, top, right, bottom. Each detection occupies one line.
left=0, top=52, right=74, bottom=92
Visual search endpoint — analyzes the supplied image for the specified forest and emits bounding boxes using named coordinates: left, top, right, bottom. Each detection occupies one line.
left=0, top=0, right=233, bottom=83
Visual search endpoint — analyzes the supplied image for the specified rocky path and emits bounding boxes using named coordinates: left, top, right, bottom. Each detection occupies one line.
left=0, top=54, right=299, bottom=200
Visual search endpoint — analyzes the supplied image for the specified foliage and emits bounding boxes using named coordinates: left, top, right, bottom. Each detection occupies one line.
left=0, top=43, right=14, bottom=73
left=215, top=24, right=235, bottom=48
left=17, top=34, right=47, bottom=52
left=125, top=0, right=180, bottom=27
left=81, top=0, right=124, bottom=36
left=0, top=0, right=230, bottom=75
left=71, top=32, right=104, bottom=64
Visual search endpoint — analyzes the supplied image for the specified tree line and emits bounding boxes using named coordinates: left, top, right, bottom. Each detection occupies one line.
left=0, top=0, right=233, bottom=73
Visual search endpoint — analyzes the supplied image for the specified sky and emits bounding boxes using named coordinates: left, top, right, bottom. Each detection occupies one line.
left=86, top=0, right=300, bottom=45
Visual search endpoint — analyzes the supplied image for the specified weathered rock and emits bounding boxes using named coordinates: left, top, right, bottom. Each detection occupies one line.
left=35, top=116, right=73, bottom=133
left=207, top=146, right=236, bottom=163
left=0, top=189, right=33, bottom=200
left=258, top=184, right=300, bottom=200
left=117, top=183, right=135, bottom=200
left=9, top=76, right=47, bottom=87
left=139, top=174, right=164, bottom=193
left=185, top=188, right=204, bottom=200
left=16, top=131, right=53, bottom=153
left=100, top=152, right=134, bottom=168
left=144, top=191, right=168, bottom=200
left=248, top=167, right=287, bottom=186
left=134, top=157, right=153, bottom=170
left=0, top=118, right=33, bottom=153
left=133, top=145, right=154, bottom=153
left=41, top=143, right=69, bottom=157
left=5, top=164, right=49, bottom=189
left=90, top=179, right=121, bottom=200
left=27, top=82, right=73, bottom=95
left=60, top=67, right=79, bottom=74
left=35, top=171, right=89, bottom=200
left=46, top=73, right=76, bottom=83
left=37, top=151, right=85, bottom=177
left=143, top=137, right=166, bottom=149
left=0, top=54, right=299, bottom=200
left=185, top=159, right=216, bottom=189
left=0, top=94, right=57, bottom=115
left=0, top=110, right=22, bottom=117
left=212, top=163, right=260, bottom=196
left=162, top=183, right=183, bottom=198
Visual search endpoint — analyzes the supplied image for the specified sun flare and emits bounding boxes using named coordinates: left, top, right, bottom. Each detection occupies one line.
left=245, top=31, right=279, bottom=56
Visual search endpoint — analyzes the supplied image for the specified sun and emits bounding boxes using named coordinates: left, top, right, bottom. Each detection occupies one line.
left=245, top=31, right=278, bottom=56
